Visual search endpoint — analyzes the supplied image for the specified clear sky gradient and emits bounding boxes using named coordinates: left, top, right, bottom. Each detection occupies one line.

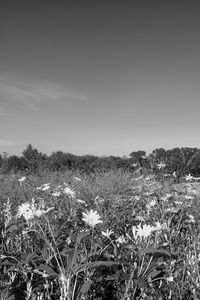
left=1, top=1, right=200, bottom=157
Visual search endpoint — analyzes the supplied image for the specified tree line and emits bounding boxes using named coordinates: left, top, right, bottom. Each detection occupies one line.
left=1, top=144, right=200, bottom=178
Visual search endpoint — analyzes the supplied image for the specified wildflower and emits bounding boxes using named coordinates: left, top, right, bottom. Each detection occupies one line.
left=51, top=191, right=61, bottom=197
left=161, top=194, right=172, bottom=202
left=16, top=203, right=32, bottom=219
left=102, top=229, right=114, bottom=239
left=82, top=209, right=102, bottom=227
left=16, top=202, right=54, bottom=221
left=33, top=209, right=44, bottom=218
left=62, top=187, right=76, bottom=198
left=174, top=200, right=183, bottom=205
left=76, top=199, right=87, bottom=205
left=18, top=176, right=26, bottom=186
left=166, top=276, right=173, bottom=282
left=131, top=163, right=139, bottom=167
left=145, top=175, right=154, bottom=181
left=187, top=214, right=195, bottom=223
left=74, top=176, right=81, bottom=181
left=154, top=222, right=163, bottom=231
left=94, top=195, right=105, bottom=204
left=157, top=162, right=166, bottom=169
left=66, top=236, right=71, bottom=245
left=37, top=183, right=50, bottom=191
left=147, top=199, right=157, bottom=207
left=116, top=235, right=126, bottom=244
left=132, top=226, right=137, bottom=239
left=166, top=207, right=179, bottom=213
left=185, top=195, right=194, bottom=200
left=137, top=224, right=155, bottom=238
left=132, top=223, right=159, bottom=240
left=16, top=203, right=35, bottom=221
left=185, top=174, right=194, bottom=182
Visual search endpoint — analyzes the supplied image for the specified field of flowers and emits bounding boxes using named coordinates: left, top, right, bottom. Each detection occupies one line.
left=0, top=167, right=200, bottom=299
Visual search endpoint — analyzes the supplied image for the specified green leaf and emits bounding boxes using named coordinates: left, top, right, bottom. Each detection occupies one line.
left=60, top=247, right=74, bottom=255
left=37, top=264, right=57, bottom=275
left=140, top=247, right=171, bottom=257
left=113, top=244, right=118, bottom=256
left=20, top=252, right=38, bottom=265
left=147, top=269, right=162, bottom=281
left=105, top=274, right=119, bottom=281
left=1, top=260, right=14, bottom=266
left=78, top=280, right=92, bottom=296
left=73, top=260, right=120, bottom=274
left=76, top=230, right=90, bottom=245
left=134, top=278, right=147, bottom=289
left=65, top=248, right=77, bottom=274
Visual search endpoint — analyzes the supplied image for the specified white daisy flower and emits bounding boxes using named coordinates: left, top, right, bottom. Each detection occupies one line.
left=185, top=174, right=194, bottom=182
left=16, top=203, right=33, bottom=221
left=132, top=223, right=160, bottom=240
left=82, top=209, right=102, bottom=227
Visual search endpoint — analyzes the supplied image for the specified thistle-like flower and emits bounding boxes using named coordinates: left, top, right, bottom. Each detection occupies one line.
left=82, top=209, right=102, bottom=227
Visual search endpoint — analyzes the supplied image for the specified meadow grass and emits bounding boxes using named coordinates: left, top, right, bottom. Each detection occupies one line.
left=0, top=168, right=200, bottom=299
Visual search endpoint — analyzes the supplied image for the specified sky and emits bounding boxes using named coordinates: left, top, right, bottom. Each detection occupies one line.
left=1, top=1, right=200, bottom=157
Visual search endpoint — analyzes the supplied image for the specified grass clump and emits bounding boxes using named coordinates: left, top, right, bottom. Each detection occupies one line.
left=1, top=168, right=200, bottom=299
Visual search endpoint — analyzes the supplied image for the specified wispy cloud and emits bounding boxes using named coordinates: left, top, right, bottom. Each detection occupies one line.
left=0, top=76, right=89, bottom=110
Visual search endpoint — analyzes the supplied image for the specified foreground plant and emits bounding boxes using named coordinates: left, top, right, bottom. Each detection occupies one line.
left=1, top=169, right=200, bottom=299
left=82, top=209, right=102, bottom=228
left=1, top=200, right=120, bottom=299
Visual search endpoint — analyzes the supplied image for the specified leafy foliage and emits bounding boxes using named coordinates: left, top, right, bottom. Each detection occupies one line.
left=1, top=149, right=200, bottom=298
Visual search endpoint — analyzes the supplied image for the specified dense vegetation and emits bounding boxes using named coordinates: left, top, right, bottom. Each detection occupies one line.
left=1, top=144, right=200, bottom=179
left=1, top=146, right=200, bottom=299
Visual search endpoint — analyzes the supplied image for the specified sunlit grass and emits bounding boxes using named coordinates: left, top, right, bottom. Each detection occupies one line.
left=1, top=168, right=200, bottom=299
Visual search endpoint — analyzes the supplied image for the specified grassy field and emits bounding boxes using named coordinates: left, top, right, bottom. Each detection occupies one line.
left=0, top=168, right=200, bottom=299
